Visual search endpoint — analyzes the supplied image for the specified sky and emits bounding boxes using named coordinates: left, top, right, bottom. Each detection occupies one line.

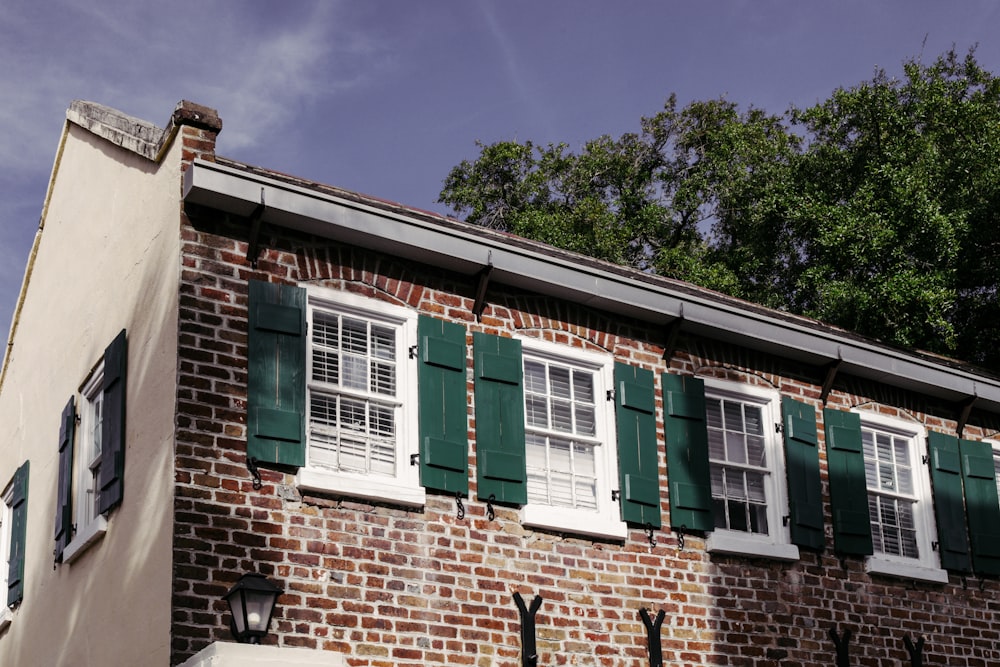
left=2, top=0, right=1000, bottom=338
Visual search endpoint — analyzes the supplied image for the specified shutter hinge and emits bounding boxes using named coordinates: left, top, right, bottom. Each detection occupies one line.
left=922, top=455, right=930, bottom=465
left=408, top=345, right=418, bottom=360
left=775, top=422, right=783, bottom=434
left=783, top=515, right=790, bottom=527
left=410, top=453, right=419, bottom=466
left=932, top=541, right=939, bottom=551
left=74, top=413, right=82, bottom=425
left=606, top=389, right=615, bottom=402
left=611, top=489, right=620, bottom=502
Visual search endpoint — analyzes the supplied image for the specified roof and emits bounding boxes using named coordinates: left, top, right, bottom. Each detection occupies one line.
left=182, top=155, right=1000, bottom=419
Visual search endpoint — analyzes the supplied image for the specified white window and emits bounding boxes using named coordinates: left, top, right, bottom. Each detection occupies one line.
left=858, top=412, right=945, bottom=582
left=295, top=289, right=423, bottom=507
left=63, top=364, right=108, bottom=563
left=703, top=380, right=798, bottom=560
left=519, top=339, right=624, bottom=539
left=0, top=483, right=12, bottom=628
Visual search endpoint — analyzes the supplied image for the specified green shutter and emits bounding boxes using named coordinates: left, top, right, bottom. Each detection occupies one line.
left=98, top=329, right=127, bottom=514
left=782, top=398, right=824, bottom=550
left=927, top=431, right=972, bottom=572
left=7, top=461, right=29, bottom=607
left=53, top=397, right=75, bottom=563
left=614, top=363, right=661, bottom=528
left=417, top=315, right=469, bottom=495
left=247, top=280, right=306, bottom=468
left=958, top=438, right=1000, bottom=576
left=662, top=373, right=713, bottom=532
left=823, top=409, right=874, bottom=556
left=473, top=332, right=526, bottom=504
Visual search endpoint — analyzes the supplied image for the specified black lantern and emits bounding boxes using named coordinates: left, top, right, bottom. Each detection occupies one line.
left=224, top=573, right=282, bottom=644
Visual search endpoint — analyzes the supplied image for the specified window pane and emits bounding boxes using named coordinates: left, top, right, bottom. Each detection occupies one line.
left=525, top=396, right=548, bottom=428
left=723, top=400, right=744, bottom=434
left=371, top=324, right=395, bottom=361
left=743, top=405, right=763, bottom=436
left=552, top=399, right=573, bottom=432
left=342, top=318, right=368, bottom=354
left=550, top=366, right=571, bottom=399
left=726, top=432, right=748, bottom=465
left=524, top=360, right=546, bottom=394
left=572, top=370, right=593, bottom=403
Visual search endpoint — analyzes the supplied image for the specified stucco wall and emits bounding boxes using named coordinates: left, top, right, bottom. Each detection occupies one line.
left=0, top=120, right=181, bottom=665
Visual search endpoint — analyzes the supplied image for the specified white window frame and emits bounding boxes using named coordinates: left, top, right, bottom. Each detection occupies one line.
left=855, top=411, right=946, bottom=583
left=990, top=440, right=1000, bottom=507
left=518, top=338, right=625, bottom=540
left=295, top=288, right=424, bottom=508
left=0, top=481, right=13, bottom=629
left=702, top=379, right=799, bottom=561
left=63, top=364, right=108, bottom=564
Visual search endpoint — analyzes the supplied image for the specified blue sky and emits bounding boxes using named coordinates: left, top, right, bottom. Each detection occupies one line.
left=2, top=1, right=999, bottom=336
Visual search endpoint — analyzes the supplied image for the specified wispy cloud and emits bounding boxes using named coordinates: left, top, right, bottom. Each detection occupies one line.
left=0, top=1, right=387, bottom=174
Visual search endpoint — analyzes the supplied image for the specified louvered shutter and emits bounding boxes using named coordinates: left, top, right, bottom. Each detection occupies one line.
left=614, top=363, right=661, bottom=528
left=7, top=461, right=29, bottom=607
left=247, top=280, right=306, bottom=467
left=417, top=316, right=469, bottom=495
left=98, top=329, right=127, bottom=514
left=473, top=332, right=526, bottom=504
left=823, top=409, right=874, bottom=556
left=958, top=438, right=1000, bottom=576
left=54, top=397, right=75, bottom=563
left=662, top=373, right=713, bottom=532
left=782, top=398, right=824, bottom=550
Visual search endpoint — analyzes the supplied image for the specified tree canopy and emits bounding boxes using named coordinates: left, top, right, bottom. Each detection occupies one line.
left=439, top=49, right=1000, bottom=372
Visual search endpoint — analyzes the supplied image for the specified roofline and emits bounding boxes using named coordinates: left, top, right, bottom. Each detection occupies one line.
left=182, top=157, right=1000, bottom=415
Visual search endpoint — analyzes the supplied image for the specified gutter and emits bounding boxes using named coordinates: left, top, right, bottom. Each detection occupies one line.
left=182, top=158, right=1000, bottom=415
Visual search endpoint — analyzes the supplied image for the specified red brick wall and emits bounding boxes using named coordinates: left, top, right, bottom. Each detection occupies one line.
left=171, top=208, right=1000, bottom=666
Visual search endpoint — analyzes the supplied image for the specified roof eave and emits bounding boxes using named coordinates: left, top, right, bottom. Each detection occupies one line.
left=182, top=158, right=1000, bottom=415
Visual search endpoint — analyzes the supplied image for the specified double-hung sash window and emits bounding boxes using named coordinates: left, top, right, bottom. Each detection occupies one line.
left=702, top=381, right=798, bottom=560
left=54, top=330, right=126, bottom=565
left=519, top=341, right=624, bottom=539
left=77, top=368, right=105, bottom=534
left=296, top=290, right=422, bottom=507
left=857, top=413, right=944, bottom=581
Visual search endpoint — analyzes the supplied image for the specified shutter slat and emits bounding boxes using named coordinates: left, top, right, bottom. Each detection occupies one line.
left=823, top=409, right=874, bottom=556
left=615, top=363, right=661, bottom=527
left=782, top=398, right=824, bottom=550
left=247, top=281, right=306, bottom=468
left=473, top=333, right=526, bottom=504
left=662, top=373, right=713, bottom=532
left=418, top=316, right=469, bottom=494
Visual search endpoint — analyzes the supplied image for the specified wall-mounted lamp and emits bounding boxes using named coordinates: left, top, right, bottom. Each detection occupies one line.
left=224, top=573, right=282, bottom=644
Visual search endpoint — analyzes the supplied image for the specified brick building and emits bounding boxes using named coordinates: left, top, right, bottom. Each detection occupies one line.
left=2, top=99, right=1000, bottom=666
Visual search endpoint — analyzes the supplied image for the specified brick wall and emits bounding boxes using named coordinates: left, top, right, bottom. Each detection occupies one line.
left=171, top=206, right=1000, bottom=666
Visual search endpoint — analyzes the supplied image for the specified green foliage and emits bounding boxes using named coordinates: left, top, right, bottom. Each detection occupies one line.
left=440, top=48, right=1000, bottom=372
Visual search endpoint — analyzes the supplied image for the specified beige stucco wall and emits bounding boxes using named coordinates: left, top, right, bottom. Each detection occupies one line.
left=0, top=120, right=180, bottom=665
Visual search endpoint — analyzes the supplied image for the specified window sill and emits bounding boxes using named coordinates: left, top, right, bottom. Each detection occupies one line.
left=707, top=530, right=800, bottom=561
left=296, top=468, right=425, bottom=508
left=865, top=556, right=948, bottom=584
left=63, top=515, right=108, bottom=564
left=522, top=505, right=627, bottom=541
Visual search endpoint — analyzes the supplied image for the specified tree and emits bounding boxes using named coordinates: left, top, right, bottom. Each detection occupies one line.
left=439, top=49, right=1000, bottom=372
